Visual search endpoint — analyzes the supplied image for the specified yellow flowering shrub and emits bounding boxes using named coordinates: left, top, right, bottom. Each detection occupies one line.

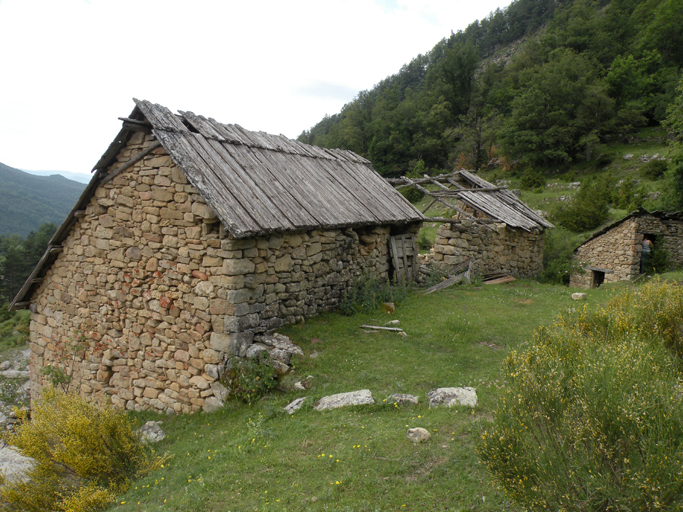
left=0, top=388, right=164, bottom=512
left=477, top=281, right=683, bottom=511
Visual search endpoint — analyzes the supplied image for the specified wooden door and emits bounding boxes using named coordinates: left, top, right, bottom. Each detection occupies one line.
left=389, top=234, right=419, bottom=283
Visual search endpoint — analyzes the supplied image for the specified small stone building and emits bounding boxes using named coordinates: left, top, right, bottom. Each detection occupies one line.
left=10, top=99, right=423, bottom=413
left=415, top=171, right=552, bottom=278
left=569, top=209, right=683, bottom=288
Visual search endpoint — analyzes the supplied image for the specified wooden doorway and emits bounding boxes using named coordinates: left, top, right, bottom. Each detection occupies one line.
left=389, top=234, right=419, bottom=283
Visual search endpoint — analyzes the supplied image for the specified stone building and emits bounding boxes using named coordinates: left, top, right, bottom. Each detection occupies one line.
left=569, top=209, right=683, bottom=288
left=10, top=99, right=423, bottom=413
left=403, top=171, right=552, bottom=278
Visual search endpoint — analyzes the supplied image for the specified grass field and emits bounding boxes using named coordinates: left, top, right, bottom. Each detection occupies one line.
left=105, top=279, right=622, bottom=512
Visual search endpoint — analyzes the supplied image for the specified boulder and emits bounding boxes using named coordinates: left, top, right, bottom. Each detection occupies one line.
left=284, top=397, right=307, bottom=415
left=0, top=441, right=35, bottom=483
left=313, top=389, right=374, bottom=411
left=406, top=428, right=431, bottom=443
left=427, top=387, right=477, bottom=408
left=202, top=397, right=224, bottom=413
left=137, top=421, right=166, bottom=444
left=571, top=292, right=587, bottom=300
left=387, top=393, right=419, bottom=405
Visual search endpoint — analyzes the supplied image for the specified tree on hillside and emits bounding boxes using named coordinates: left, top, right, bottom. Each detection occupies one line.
left=0, top=222, right=56, bottom=303
left=662, top=78, right=683, bottom=209
left=499, top=48, right=614, bottom=165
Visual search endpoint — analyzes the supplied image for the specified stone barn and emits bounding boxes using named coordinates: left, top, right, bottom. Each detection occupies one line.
left=10, top=99, right=423, bottom=413
left=393, top=171, right=553, bottom=278
left=569, top=208, right=683, bottom=288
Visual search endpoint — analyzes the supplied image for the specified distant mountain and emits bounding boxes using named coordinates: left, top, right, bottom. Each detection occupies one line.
left=0, top=162, right=86, bottom=237
left=22, top=169, right=92, bottom=184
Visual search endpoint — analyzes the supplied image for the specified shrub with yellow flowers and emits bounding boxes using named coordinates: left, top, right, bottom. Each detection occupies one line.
left=0, top=388, right=165, bottom=512
left=477, top=280, right=683, bottom=511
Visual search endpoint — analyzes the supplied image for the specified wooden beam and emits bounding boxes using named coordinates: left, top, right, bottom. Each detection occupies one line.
left=11, top=302, right=31, bottom=309
left=30, top=278, right=44, bottom=284
left=101, top=141, right=162, bottom=184
left=49, top=246, right=63, bottom=254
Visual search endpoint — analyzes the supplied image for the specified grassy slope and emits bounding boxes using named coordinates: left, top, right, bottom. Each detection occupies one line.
left=0, top=162, right=86, bottom=237
left=108, top=279, right=621, bottom=512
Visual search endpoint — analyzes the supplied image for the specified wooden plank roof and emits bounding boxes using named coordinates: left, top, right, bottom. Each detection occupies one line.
left=134, top=100, right=423, bottom=238
left=389, top=170, right=553, bottom=232
left=10, top=100, right=423, bottom=310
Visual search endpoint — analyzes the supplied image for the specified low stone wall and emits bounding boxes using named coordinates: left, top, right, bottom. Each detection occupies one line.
left=430, top=220, right=545, bottom=278
left=570, top=215, right=683, bottom=288
left=28, top=133, right=415, bottom=414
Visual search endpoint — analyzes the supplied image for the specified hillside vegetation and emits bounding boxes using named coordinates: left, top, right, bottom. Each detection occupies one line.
left=0, top=162, right=85, bottom=237
left=299, top=0, right=683, bottom=180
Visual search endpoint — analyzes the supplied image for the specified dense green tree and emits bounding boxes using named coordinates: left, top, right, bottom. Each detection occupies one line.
left=661, top=78, right=683, bottom=209
left=0, top=222, right=56, bottom=303
left=500, top=49, right=614, bottom=164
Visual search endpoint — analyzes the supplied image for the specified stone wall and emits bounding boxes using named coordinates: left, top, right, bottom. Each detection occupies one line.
left=29, top=133, right=415, bottom=413
left=430, top=220, right=545, bottom=278
left=570, top=215, right=683, bottom=288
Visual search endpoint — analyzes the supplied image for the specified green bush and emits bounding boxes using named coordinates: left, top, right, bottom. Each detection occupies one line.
left=226, top=352, right=278, bottom=405
left=400, top=186, right=424, bottom=204
left=540, top=227, right=579, bottom=284
left=0, top=388, right=164, bottom=512
left=612, top=179, right=645, bottom=211
left=640, top=159, right=668, bottom=180
left=477, top=280, right=683, bottom=510
left=519, top=169, right=546, bottom=190
left=553, top=176, right=613, bottom=232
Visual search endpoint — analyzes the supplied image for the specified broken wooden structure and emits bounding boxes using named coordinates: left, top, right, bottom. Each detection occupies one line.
left=390, top=171, right=553, bottom=279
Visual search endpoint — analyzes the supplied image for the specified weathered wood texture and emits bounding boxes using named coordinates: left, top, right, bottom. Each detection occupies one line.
left=389, top=234, right=419, bottom=283
left=391, top=170, right=553, bottom=232
left=134, top=100, right=423, bottom=238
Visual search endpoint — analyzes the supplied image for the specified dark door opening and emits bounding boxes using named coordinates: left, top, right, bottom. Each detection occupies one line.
left=592, top=270, right=605, bottom=288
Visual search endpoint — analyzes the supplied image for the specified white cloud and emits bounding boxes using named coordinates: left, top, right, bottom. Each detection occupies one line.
left=0, top=0, right=512, bottom=176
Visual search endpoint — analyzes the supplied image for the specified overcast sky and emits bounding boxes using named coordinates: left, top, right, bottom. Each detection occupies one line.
left=0, top=0, right=513, bottom=179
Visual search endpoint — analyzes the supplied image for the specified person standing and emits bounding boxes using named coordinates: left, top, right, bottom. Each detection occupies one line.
left=641, top=236, right=652, bottom=273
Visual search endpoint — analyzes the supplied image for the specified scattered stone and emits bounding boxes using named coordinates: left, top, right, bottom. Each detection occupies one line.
left=571, top=292, right=587, bottom=300
left=623, top=153, right=634, bottom=160
left=387, top=393, right=418, bottom=405
left=406, top=428, right=431, bottom=443
left=0, top=370, right=28, bottom=379
left=137, top=421, right=166, bottom=444
left=309, top=351, right=319, bottom=359
left=202, top=397, right=224, bottom=413
left=384, top=320, right=400, bottom=326
left=427, top=387, right=478, bottom=408
left=0, top=361, right=10, bottom=371
left=293, top=375, right=314, bottom=390
left=284, top=397, right=307, bottom=415
left=398, top=331, right=408, bottom=338
left=382, top=302, right=395, bottom=314
left=313, top=389, right=375, bottom=411
left=0, top=441, right=35, bottom=483
left=245, top=343, right=269, bottom=359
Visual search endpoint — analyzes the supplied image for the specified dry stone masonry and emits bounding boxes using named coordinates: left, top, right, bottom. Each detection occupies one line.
left=27, top=133, right=418, bottom=414
left=430, top=220, right=545, bottom=278
left=570, top=210, right=683, bottom=288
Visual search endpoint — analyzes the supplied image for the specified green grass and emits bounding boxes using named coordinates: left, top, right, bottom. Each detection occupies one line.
left=108, top=279, right=618, bottom=512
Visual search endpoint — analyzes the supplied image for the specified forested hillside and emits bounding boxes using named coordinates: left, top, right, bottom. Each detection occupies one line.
left=0, top=162, right=86, bottom=237
left=299, top=0, right=683, bottom=177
